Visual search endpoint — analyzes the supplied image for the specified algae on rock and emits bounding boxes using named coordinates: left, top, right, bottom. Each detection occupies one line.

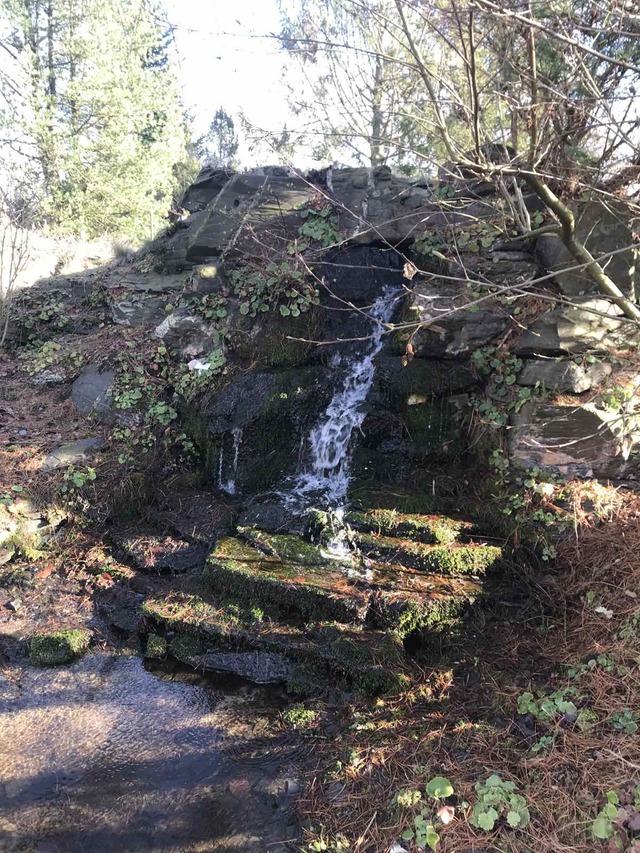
left=29, top=629, right=91, bottom=666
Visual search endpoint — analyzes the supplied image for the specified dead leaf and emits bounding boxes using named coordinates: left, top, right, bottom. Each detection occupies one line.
left=403, top=261, right=418, bottom=281
left=35, top=564, right=55, bottom=580
left=437, top=805, right=455, bottom=825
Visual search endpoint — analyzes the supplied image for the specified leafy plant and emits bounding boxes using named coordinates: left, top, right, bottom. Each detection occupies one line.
left=396, top=776, right=455, bottom=851
left=610, top=709, right=638, bottom=734
left=299, top=206, right=340, bottom=247
left=591, top=790, right=620, bottom=840
left=517, top=688, right=578, bottom=722
left=470, top=774, right=530, bottom=831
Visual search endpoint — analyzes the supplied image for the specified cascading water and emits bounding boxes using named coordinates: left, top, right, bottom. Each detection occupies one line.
left=285, top=287, right=399, bottom=510
left=218, top=427, right=243, bottom=495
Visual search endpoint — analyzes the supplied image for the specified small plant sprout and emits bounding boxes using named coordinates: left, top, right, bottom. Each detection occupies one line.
left=397, top=776, right=455, bottom=851
left=470, top=774, right=530, bottom=832
left=591, top=791, right=620, bottom=840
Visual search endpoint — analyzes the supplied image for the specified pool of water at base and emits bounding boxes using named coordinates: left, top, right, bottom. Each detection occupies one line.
left=0, top=654, right=303, bottom=853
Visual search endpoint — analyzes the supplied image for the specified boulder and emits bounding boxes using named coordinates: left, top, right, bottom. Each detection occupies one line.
left=187, top=173, right=317, bottom=262
left=513, top=297, right=630, bottom=355
left=509, top=400, right=640, bottom=479
left=154, top=309, right=217, bottom=358
left=517, top=358, right=611, bottom=394
left=41, top=437, right=105, bottom=472
left=536, top=200, right=639, bottom=298
left=71, top=366, right=116, bottom=422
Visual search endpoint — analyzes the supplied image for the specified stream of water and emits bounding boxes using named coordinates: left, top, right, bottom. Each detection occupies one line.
left=286, top=288, right=399, bottom=509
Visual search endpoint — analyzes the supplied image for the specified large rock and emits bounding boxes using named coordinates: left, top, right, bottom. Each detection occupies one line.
left=71, top=366, right=116, bottom=422
left=154, top=310, right=217, bottom=358
left=509, top=400, right=640, bottom=480
left=397, top=251, right=537, bottom=358
left=517, top=358, right=611, bottom=393
left=536, top=200, right=639, bottom=298
left=514, top=297, right=630, bottom=355
left=41, top=438, right=104, bottom=472
left=187, top=173, right=317, bottom=261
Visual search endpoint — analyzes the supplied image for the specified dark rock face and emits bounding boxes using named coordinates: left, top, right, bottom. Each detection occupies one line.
left=71, top=366, right=116, bottom=422
left=187, top=173, right=317, bottom=262
left=316, top=245, right=406, bottom=307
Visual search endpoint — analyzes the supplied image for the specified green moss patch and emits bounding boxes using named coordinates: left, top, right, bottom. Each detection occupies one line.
left=29, top=629, right=91, bottom=666
left=212, top=536, right=279, bottom=562
left=237, top=528, right=337, bottom=566
left=143, top=591, right=409, bottom=695
left=145, top=634, right=168, bottom=658
left=203, top=557, right=368, bottom=624
left=345, top=509, right=475, bottom=545
left=355, top=532, right=502, bottom=576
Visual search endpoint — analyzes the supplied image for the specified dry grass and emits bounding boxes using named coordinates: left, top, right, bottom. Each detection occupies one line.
left=296, top=492, right=640, bottom=852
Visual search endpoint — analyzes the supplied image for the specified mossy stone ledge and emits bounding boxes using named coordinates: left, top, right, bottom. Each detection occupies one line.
left=29, top=629, right=91, bottom=666
left=355, top=532, right=503, bottom=575
left=203, top=557, right=369, bottom=624
left=344, top=509, right=477, bottom=545
left=142, top=592, right=409, bottom=695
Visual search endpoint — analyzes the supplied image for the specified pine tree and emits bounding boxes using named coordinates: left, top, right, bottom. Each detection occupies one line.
left=3, top=0, right=197, bottom=241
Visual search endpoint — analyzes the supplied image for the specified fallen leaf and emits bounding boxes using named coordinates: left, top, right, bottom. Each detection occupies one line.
left=403, top=261, right=418, bottom=281
left=437, top=805, right=455, bottom=825
left=35, top=564, right=55, bottom=580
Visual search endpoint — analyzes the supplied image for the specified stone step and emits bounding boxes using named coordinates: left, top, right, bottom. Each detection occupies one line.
left=205, top=536, right=482, bottom=635
left=354, top=532, right=503, bottom=576
left=236, top=527, right=340, bottom=566
left=343, top=509, right=477, bottom=545
left=203, top=556, right=369, bottom=624
left=142, top=592, right=408, bottom=694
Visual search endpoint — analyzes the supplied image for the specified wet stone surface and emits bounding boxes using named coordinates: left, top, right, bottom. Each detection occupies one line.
left=0, top=654, right=301, bottom=852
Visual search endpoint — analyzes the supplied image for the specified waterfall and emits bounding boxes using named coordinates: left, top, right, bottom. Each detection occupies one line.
left=218, top=428, right=243, bottom=495
left=285, top=288, right=399, bottom=508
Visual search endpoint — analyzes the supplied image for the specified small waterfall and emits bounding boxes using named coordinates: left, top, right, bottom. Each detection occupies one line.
left=285, top=287, right=399, bottom=508
left=218, top=428, right=243, bottom=495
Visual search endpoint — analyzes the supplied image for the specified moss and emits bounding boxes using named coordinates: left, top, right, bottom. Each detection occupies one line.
left=345, top=509, right=473, bottom=545
left=29, top=629, right=91, bottom=666
left=212, top=536, right=279, bottom=562
left=169, top=632, right=206, bottom=663
left=376, top=595, right=473, bottom=637
left=203, top=558, right=365, bottom=623
left=237, top=528, right=333, bottom=566
left=402, top=398, right=456, bottom=451
left=355, top=532, right=502, bottom=575
left=354, top=667, right=411, bottom=697
left=145, top=634, right=168, bottom=659
left=180, top=407, right=221, bottom=479
left=143, top=592, right=409, bottom=694
left=234, top=310, right=318, bottom=369
left=282, top=703, right=320, bottom=729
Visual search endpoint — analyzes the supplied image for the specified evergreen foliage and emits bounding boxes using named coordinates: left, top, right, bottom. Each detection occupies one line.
left=3, top=0, right=197, bottom=240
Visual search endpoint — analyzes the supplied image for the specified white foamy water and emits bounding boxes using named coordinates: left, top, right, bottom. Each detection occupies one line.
left=286, top=288, right=398, bottom=507
left=218, top=427, right=243, bottom=495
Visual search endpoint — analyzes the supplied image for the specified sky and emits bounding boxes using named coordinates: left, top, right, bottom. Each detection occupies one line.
left=164, top=0, right=295, bottom=165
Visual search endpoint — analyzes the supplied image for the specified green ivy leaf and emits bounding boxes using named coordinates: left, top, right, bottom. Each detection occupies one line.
left=426, top=776, right=454, bottom=800
left=592, top=816, right=614, bottom=840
